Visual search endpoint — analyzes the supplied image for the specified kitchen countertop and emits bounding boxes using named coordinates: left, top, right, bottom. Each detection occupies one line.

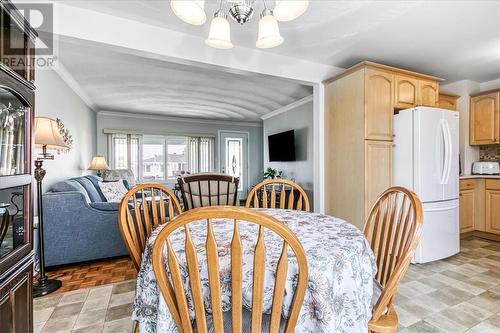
left=460, top=174, right=500, bottom=179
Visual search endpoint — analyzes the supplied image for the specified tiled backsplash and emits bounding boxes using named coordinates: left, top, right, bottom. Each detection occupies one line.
left=479, top=145, right=500, bottom=161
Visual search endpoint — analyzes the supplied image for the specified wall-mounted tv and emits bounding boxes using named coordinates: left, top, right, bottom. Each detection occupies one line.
left=268, top=130, right=296, bottom=162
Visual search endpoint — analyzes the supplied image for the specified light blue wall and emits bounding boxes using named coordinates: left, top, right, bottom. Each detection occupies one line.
left=263, top=100, right=314, bottom=206
left=35, top=69, right=97, bottom=190
left=96, top=113, right=264, bottom=191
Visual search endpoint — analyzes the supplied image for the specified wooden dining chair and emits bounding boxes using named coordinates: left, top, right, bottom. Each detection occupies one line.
left=245, top=179, right=311, bottom=212
left=177, top=173, right=240, bottom=210
left=363, top=187, right=424, bottom=333
left=152, top=206, right=309, bottom=333
left=118, top=183, right=182, bottom=271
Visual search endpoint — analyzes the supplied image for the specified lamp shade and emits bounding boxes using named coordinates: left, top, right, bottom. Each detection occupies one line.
left=256, top=10, right=284, bottom=49
left=88, top=155, right=110, bottom=171
left=34, top=117, right=68, bottom=150
left=273, top=0, right=309, bottom=22
left=205, top=12, right=233, bottom=49
left=171, top=0, right=206, bottom=25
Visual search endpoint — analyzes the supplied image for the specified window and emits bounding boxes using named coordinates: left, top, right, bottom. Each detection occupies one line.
left=110, top=134, right=140, bottom=175
left=166, top=136, right=188, bottom=180
left=225, top=138, right=243, bottom=189
left=108, top=133, right=214, bottom=182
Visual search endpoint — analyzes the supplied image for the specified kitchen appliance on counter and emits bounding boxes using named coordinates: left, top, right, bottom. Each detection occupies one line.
left=472, top=161, right=500, bottom=175
left=394, top=107, right=459, bottom=263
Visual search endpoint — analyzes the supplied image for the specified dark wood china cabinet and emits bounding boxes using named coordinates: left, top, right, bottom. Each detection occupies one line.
left=0, top=1, right=37, bottom=332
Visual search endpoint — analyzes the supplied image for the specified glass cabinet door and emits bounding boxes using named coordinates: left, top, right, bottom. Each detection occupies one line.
left=0, top=185, right=28, bottom=259
left=0, top=87, right=29, bottom=176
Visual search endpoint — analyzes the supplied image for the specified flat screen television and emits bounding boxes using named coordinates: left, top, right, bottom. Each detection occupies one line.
left=268, top=130, right=296, bottom=161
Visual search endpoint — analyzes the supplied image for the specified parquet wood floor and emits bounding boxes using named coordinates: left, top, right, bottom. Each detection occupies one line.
left=36, top=257, right=137, bottom=294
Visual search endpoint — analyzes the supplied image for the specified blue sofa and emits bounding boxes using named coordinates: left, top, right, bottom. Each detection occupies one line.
left=42, top=175, right=129, bottom=267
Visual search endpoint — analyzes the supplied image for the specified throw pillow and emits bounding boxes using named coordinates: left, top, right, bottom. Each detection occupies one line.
left=98, top=181, right=128, bottom=202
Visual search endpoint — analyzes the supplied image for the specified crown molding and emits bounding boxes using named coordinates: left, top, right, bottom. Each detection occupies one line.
left=53, top=62, right=96, bottom=111
left=97, top=110, right=263, bottom=128
left=260, top=95, right=313, bottom=120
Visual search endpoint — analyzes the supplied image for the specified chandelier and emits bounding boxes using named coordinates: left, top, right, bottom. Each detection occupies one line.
left=170, top=0, right=309, bottom=49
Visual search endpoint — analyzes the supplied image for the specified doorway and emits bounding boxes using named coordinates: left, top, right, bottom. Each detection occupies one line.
left=219, top=131, right=249, bottom=200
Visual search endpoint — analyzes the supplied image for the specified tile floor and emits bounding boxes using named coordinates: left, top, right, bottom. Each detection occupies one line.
left=34, top=237, right=500, bottom=333
left=34, top=280, right=135, bottom=333
left=397, top=237, right=500, bottom=332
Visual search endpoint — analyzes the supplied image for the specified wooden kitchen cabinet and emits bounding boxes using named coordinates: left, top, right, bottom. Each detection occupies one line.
left=460, top=188, right=475, bottom=233
left=395, top=75, right=418, bottom=109
left=438, top=92, right=459, bottom=111
left=365, top=68, right=394, bottom=141
left=419, top=80, right=439, bottom=107
left=365, top=140, right=393, bottom=216
left=470, top=91, right=500, bottom=145
left=486, top=190, right=500, bottom=234
left=486, top=180, right=500, bottom=234
left=324, top=61, right=439, bottom=228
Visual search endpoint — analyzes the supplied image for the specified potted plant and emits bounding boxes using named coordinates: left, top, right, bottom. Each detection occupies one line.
left=263, top=167, right=277, bottom=179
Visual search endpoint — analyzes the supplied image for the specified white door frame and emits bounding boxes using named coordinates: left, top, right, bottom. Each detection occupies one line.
left=218, top=130, right=250, bottom=197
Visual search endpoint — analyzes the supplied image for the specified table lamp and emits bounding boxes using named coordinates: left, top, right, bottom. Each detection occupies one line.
left=33, top=116, right=69, bottom=297
left=88, top=155, right=110, bottom=177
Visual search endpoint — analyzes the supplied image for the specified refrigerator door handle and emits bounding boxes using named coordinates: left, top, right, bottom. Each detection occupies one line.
left=443, top=119, right=453, bottom=185
left=439, top=119, right=449, bottom=185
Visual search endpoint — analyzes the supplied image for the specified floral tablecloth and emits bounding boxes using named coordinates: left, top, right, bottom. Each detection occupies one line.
left=133, top=209, right=376, bottom=333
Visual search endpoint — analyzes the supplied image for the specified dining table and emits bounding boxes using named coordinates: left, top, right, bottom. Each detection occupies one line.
left=132, top=208, right=377, bottom=333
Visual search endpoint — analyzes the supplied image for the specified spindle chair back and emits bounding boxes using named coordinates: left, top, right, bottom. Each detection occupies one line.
left=245, top=179, right=310, bottom=212
left=151, top=206, right=309, bottom=333
left=363, top=187, right=423, bottom=333
left=178, top=173, right=239, bottom=210
left=118, top=183, right=182, bottom=270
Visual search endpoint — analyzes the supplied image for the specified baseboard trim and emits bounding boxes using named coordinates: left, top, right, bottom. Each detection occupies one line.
left=461, top=230, right=500, bottom=242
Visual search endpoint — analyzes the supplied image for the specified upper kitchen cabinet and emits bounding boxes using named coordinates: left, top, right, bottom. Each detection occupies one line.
left=438, top=92, right=459, bottom=111
left=394, top=75, right=418, bottom=110
left=419, top=80, right=439, bottom=107
left=470, top=91, right=500, bottom=145
left=394, top=75, right=439, bottom=109
left=365, top=68, right=394, bottom=141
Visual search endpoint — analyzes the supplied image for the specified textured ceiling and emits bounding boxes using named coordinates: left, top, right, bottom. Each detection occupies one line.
left=54, top=0, right=500, bottom=83
left=57, top=38, right=312, bottom=121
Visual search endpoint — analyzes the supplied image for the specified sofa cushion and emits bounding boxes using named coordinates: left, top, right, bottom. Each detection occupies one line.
left=98, top=181, right=128, bottom=202
left=49, top=180, right=91, bottom=203
left=74, top=177, right=104, bottom=202
left=83, top=175, right=107, bottom=201
left=102, top=169, right=136, bottom=189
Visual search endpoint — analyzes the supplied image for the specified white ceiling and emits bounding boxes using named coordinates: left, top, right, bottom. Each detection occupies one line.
left=55, top=0, right=500, bottom=83
left=57, top=38, right=312, bottom=121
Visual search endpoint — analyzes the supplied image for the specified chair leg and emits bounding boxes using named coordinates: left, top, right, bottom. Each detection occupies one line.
left=133, top=320, right=139, bottom=333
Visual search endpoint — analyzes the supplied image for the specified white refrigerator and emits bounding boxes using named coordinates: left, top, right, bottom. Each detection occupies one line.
left=393, top=106, right=460, bottom=263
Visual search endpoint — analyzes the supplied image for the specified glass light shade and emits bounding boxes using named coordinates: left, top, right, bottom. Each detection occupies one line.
left=34, top=117, right=68, bottom=150
left=256, top=13, right=284, bottom=49
left=206, top=16, right=233, bottom=49
left=273, top=0, right=309, bottom=22
left=88, top=155, right=110, bottom=171
left=170, top=0, right=206, bottom=25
